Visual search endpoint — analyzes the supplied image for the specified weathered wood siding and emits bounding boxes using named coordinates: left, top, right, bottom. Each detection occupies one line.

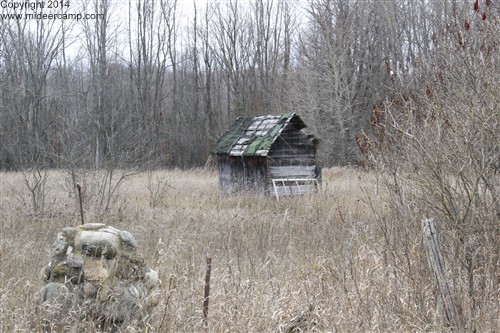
left=243, top=156, right=268, bottom=192
left=218, top=155, right=268, bottom=194
left=218, top=155, right=240, bottom=194
left=267, top=122, right=318, bottom=182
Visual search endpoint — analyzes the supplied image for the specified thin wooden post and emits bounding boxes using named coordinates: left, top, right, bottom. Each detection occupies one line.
left=203, top=256, right=212, bottom=327
left=422, top=218, right=460, bottom=330
left=76, top=183, right=84, bottom=225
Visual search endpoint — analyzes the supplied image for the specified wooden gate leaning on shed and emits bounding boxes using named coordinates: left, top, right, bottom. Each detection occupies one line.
left=211, top=113, right=321, bottom=198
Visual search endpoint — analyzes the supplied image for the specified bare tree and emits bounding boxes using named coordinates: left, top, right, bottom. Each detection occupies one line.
left=251, top=0, right=296, bottom=113
left=81, top=0, right=114, bottom=168
left=0, top=6, right=69, bottom=211
left=127, top=0, right=170, bottom=167
left=212, top=0, right=254, bottom=119
left=1, top=9, right=67, bottom=168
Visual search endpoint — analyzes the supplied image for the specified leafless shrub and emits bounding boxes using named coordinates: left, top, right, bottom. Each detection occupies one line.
left=5, top=168, right=51, bottom=213
left=61, top=168, right=138, bottom=220
left=147, top=170, right=172, bottom=208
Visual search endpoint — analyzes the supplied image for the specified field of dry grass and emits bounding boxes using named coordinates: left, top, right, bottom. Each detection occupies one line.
left=0, top=167, right=496, bottom=332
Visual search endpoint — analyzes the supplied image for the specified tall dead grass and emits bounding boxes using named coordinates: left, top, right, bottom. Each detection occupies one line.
left=0, top=167, right=497, bottom=332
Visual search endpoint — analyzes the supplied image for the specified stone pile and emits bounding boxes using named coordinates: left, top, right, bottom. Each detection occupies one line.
left=38, top=223, right=159, bottom=332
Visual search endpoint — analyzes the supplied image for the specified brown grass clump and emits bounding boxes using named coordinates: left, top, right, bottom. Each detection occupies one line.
left=0, top=167, right=497, bottom=332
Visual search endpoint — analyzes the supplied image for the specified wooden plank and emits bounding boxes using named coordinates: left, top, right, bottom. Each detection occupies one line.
left=271, top=173, right=315, bottom=179
left=422, top=218, right=461, bottom=330
left=269, top=165, right=316, bottom=178
left=270, top=165, right=315, bottom=171
left=269, top=146, right=316, bottom=154
left=268, top=157, right=316, bottom=165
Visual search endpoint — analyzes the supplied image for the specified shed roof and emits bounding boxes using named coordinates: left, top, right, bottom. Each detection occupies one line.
left=212, top=113, right=311, bottom=157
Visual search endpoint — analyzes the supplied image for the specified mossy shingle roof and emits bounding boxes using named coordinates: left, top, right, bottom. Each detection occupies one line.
left=212, top=113, right=307, bottom=156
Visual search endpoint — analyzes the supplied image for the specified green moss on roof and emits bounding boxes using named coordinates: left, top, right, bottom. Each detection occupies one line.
left=212, top=113, right=300, bottom=156
left=212, top=116, right=255, bottom=155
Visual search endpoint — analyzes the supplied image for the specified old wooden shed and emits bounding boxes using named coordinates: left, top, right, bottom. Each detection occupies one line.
left=212, top=113, right=321, bottom=197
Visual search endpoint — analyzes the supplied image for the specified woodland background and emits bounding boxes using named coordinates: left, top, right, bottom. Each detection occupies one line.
left=0, top=0, right=497, bottom=170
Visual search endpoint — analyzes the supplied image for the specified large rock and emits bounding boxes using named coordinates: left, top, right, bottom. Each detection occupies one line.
left=37, top=224, right=159, bottom=332
left=75, top=230, right=120, bottom=258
